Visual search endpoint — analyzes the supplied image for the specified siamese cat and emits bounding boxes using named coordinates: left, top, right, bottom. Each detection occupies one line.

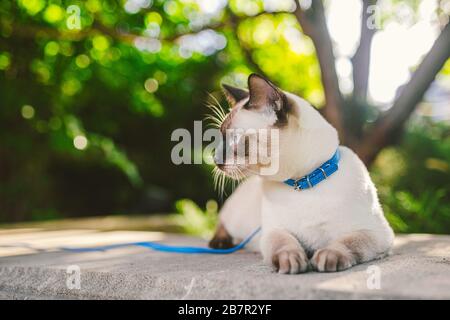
left=209, top=74, right=394, bottom=274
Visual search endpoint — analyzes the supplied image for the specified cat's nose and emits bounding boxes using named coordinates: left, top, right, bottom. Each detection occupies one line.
left=213, top=143, right=224, bottom=166
left=214, top=154, right=225, bottom=170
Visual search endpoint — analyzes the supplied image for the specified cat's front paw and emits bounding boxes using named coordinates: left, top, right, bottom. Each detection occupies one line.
left=272, top=249, right=308, bottom=274
left=208, top=235, right=234, bottom=249
left=209, top=223, right=234, bottom=249
left=311, top=248, right=355, bottom=272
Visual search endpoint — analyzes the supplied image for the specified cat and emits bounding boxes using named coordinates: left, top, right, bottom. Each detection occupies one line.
left=208, top=74, right=394, bottom=274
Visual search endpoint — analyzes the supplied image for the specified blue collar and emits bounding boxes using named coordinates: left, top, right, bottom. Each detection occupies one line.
left=284, top=149, right=340, bottom=190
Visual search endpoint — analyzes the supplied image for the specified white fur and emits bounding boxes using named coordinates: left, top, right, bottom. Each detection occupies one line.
left=218, top=92, right=394, bottom=262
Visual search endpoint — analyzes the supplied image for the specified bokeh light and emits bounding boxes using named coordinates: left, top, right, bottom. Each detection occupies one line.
left=73, top=135, right=89, bottom=150
left=144, top=78, right=159, bottom=93
left=21, top=105, right=35, bottom=120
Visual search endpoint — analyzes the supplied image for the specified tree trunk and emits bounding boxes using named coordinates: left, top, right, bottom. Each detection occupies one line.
left=352, top=0, right=378, bottom=101
left=355, top=22, right=450, bottom=165
left=294, top=1, right=345, bottom=140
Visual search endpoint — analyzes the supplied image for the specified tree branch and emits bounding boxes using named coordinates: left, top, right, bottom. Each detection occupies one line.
left=7, top=20, right=227, bottom=45
left=294, top=0, right=345, bottom=139
left=351, top=0, right=378, bottom=101
left=357, top=22, right=450, bottom=165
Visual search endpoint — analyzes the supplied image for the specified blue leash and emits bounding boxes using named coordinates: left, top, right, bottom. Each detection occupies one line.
left=60, top=227, right=261, bottom=254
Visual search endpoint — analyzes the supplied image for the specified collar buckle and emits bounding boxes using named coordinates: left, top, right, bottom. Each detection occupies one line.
left=319, top=167, right=328, bottom=179
left=306, top=175, right=313, bottom=188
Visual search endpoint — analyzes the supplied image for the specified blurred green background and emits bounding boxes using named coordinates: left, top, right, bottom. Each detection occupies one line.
left=0, top=0, right=449, bottom=235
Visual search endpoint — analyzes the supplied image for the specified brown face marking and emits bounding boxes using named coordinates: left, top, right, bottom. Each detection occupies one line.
left=219, top=101, right=245, bottom=135
left=220, top=74, right=293, bottom=135
left=272, top=93, right=291, bottom=128
left=246, top=74, right=292, bottom=128
left=220, top=95, right=292, bottom=135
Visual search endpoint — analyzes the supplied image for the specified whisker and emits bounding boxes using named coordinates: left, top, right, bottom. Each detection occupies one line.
left=207, top=93, right=227, bottom=118
left=205, top=92, right=247, bottom=198
left=203, top=114, right=222, bottom=128
left=238, top=165, right=259, bottom=176
left=205, top=99, right=226, bottom=119
left=219, top=170, right=226, bottom=200
left=204, top=105, right=226, bottom=130
left=205, top=104, right=225, bottom=121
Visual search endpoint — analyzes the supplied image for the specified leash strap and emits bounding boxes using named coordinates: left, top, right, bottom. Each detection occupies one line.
left=60, top=227, right=261, bottom=254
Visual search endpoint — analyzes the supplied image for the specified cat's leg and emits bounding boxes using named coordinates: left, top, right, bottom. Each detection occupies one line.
left=261, top=228, right=309, bottom=274
left=310, top=230, right=388, bottom=272
left=209, top=176, right=262, bottom=250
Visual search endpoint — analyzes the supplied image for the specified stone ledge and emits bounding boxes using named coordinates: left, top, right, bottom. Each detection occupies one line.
left=0, top=229, right=449, bottom=299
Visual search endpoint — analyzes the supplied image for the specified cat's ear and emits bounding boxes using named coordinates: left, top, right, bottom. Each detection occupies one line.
left=222, top=84, right=249, bottom=106
left=247, top=74, right=285, bottom=112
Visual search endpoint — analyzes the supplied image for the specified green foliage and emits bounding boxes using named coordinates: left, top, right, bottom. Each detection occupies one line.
left=372, top=120, right=450, bottom=234
left=174, top=199, right=218, bottom=239
left=0, top=0, right=220, bottom=219
left=441, top=59, right=450, bottom=75
left=0, top=0, right=327, bottom=221
left=236, top=13, right=323, bottom=105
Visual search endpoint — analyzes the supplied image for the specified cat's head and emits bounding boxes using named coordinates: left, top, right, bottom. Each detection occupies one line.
left=213, top=74, right=292, bottom=180
left=213, top=73, right=338, bottom=181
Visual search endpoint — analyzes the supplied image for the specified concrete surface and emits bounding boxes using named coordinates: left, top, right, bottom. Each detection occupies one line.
left=0, top=214, right=183, bottom=232
left=0, top=228, right=449, bottom=299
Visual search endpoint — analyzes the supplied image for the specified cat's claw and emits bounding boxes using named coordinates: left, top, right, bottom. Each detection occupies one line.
left=272, top=250, right=308, bottom=274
